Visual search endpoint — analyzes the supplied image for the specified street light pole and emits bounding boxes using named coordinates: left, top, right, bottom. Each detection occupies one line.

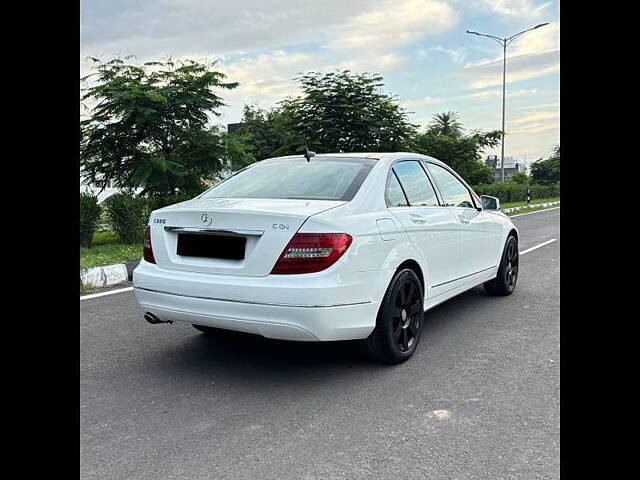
left=501, top=40, right=506, bottom=183
left=466, top=23, right=549, bottom=183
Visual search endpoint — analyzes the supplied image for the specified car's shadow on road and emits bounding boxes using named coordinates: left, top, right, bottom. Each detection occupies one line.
left=140, top=285, right=502, bottom=386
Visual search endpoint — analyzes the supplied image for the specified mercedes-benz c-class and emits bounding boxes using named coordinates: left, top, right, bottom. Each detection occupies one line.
left=133, top=152, right=519, bottom=363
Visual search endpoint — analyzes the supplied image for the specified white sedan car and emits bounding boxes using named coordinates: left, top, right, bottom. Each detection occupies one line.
left=133, top=152, right=519, bottom=363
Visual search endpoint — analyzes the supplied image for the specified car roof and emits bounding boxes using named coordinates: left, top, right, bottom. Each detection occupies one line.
left=267, top=152, right=447, bottom=166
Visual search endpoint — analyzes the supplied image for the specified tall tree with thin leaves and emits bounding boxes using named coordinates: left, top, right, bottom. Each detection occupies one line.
left=80, top=56, right=243, bottom=196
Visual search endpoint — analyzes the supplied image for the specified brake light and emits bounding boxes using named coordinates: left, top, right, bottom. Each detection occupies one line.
left=271, top=233, right=353, bottom=274
left=143, top=225, right=156, bottom=264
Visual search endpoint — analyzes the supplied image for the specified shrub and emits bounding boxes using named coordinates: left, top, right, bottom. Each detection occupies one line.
left=472, top=182, right=560, bottom=204
left=105, top=193, right=151, bottom=244
left=80, top=193, right=102, bottom=247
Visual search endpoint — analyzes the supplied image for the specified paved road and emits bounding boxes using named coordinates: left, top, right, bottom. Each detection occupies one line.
left=81, top=208, right=560, bottom=480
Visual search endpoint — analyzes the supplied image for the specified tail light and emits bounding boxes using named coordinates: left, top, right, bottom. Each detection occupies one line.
left=143, top=225, right=156, bottom=264
left=271, top=233, right=352, bottom=275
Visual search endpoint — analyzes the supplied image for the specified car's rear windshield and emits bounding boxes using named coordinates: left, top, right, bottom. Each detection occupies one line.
left=202, top=157, right=376, bottom=201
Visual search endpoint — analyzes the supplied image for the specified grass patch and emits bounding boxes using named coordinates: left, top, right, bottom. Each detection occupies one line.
left=501, top=197, right=559, bottom=209
left=80, top=231, right=142, bottom=270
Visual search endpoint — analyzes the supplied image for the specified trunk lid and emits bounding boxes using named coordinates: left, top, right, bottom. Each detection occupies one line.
left=149, top=197, right=345, bottom=277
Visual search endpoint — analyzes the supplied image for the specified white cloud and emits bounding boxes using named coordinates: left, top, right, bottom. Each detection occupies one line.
left=326, top=0, right=459, bottom=52
left=401, top=96, right=447, bottom=109
left=336, top=53, right=407, bottom=74
left=513, top=111, right=559, bottom=125
left=462, top=21, right=559, bottom=89
left=419, top=45, right=467, bottom=63
left=510, top=22, right=559, bottom=56
left=216, top=51, right=317, bottom=120
left=435, top=46, right=466, bottom=63
left=511, top=122, right=558, bottom=134
left=462, top=49, right=558, bottom=89
left=465, top=0, right=552, bottom=19
left=401, top=87, right=541, bottom=109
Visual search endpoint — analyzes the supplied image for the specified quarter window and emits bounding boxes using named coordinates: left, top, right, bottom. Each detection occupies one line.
left=426, top=163, right=475, bottom=208
left=386, top=172, right=408, bottom=207
left=392, top=161, right=439, bottom=207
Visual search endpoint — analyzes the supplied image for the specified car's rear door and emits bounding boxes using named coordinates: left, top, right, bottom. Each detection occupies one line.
left=425, top=162, right=500, bottom=278
left=386, top=160, right=461, bottom=298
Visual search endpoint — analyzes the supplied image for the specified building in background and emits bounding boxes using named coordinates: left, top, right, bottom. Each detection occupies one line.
left=485, top=155, right=523, bottom=182
left=227, top=123, right=243, bottom=134
left=80, top=171, right=142, bottom=203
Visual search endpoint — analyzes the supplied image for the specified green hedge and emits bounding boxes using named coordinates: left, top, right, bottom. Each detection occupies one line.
left=80, top=193, right=102, bottom=248
left=472, top=182, right=560, bottom=204
left=102, top=193, right=196, bottom=244
left=105, top=193, right=151, bottom=244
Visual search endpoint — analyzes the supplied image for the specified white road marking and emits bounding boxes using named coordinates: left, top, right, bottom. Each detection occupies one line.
left=79, top=240, right=558, bottom=302
left=520, top=238, right=557, bottom=255
left=80, top=286, right=134, bottom=301
left=431, top=410, right=450, bottom=420
left=509, top=206, right=559, bottom=218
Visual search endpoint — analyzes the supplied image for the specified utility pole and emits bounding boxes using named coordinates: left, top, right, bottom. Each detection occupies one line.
left=466, top=23, right=549, bottom=182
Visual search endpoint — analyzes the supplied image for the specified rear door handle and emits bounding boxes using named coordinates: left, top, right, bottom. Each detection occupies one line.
left=457, top=216, right=470, bottom=224
left=409, top=213, right=428, bottom=224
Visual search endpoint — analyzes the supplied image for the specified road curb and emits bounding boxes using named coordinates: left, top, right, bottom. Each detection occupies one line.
left=502, top=200, right=560, bottom=214
left=81, top=260, right=140, bottom=288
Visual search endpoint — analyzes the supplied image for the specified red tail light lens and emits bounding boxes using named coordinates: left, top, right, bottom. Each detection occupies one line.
left=271, top=233, right=353, bottom=275
left=143, top=225, right=156, bottom=264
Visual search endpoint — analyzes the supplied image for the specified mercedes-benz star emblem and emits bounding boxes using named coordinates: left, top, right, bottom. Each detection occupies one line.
left=201, top=213, right=213, bottom=227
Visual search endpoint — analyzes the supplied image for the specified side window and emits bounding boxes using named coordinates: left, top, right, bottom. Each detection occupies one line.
left=385, top=172, right=408, bottom=207
left=392, top=161, right=439, bottom=207
left=426, top=163, right=475, bottom=208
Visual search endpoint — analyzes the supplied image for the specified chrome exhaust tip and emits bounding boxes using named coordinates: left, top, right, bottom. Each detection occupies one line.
left=144, top=312, right=172, bottom=324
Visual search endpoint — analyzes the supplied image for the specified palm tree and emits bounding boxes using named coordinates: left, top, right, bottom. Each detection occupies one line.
left=428, top=111, right=463, bottom=137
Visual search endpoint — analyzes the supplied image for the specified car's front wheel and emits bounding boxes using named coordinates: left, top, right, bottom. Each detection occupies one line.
left=484, top=235, right=519, bottom=296
left=362, top=269, right=424, bottom=364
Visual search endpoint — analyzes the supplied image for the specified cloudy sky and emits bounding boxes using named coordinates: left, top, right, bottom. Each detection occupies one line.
left=80, top=0, right=559, bottom=164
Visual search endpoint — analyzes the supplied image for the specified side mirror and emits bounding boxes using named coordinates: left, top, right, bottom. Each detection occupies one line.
left=481, top=195, right=500, bottom=211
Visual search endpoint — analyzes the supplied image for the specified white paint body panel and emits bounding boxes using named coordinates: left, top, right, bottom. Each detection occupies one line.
left=133, top=152, right=517, bottom=341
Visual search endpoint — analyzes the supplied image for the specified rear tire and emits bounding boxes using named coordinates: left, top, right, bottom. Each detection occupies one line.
left=362, top=269, right=424, bottom=364
left=484, top=235, right=519, bottom=296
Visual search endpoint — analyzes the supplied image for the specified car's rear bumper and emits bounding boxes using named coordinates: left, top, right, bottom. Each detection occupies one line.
left=133, top=260, right=381, bottom=341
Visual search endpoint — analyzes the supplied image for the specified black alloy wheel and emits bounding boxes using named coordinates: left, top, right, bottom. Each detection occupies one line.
left=484, top=235, right=519, bottom=296
left=362, top=269, right=424, bottom=364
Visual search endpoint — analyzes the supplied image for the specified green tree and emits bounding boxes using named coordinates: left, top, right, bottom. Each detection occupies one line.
left=80, top=56, right=241, bottom=196
left=413, top=130, right=501, bottom=185
left=531, top=145, right=560, bottom=185
left=280, top=70, right=417, bottom=153
left=510, top=172, right=530, bottom=185
left=427, top=111, right=463, bottom=137
left=231, top=104, right=304, bottom=160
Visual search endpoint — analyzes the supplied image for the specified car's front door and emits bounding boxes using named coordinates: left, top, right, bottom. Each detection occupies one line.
left=425, top=162, right=499, bottom=279
left=386, top=160, right=461, bottom=298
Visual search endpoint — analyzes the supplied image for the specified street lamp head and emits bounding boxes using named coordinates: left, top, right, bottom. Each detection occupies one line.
left=534, top=23, right=549, bottom=29
left=466, top=30, right=480, bottom=35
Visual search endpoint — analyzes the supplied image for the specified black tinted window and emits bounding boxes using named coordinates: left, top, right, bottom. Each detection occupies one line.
left=203, top=157, right=375, bottom=201
left=426, top=163, right=475, bottom=208
left=392, top=161, right=439, bottom=207
left=386, top=172, right=408, bottom=207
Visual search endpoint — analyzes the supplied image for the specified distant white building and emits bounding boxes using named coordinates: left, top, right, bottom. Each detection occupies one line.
left=485, top=155, right=523, bottom=182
